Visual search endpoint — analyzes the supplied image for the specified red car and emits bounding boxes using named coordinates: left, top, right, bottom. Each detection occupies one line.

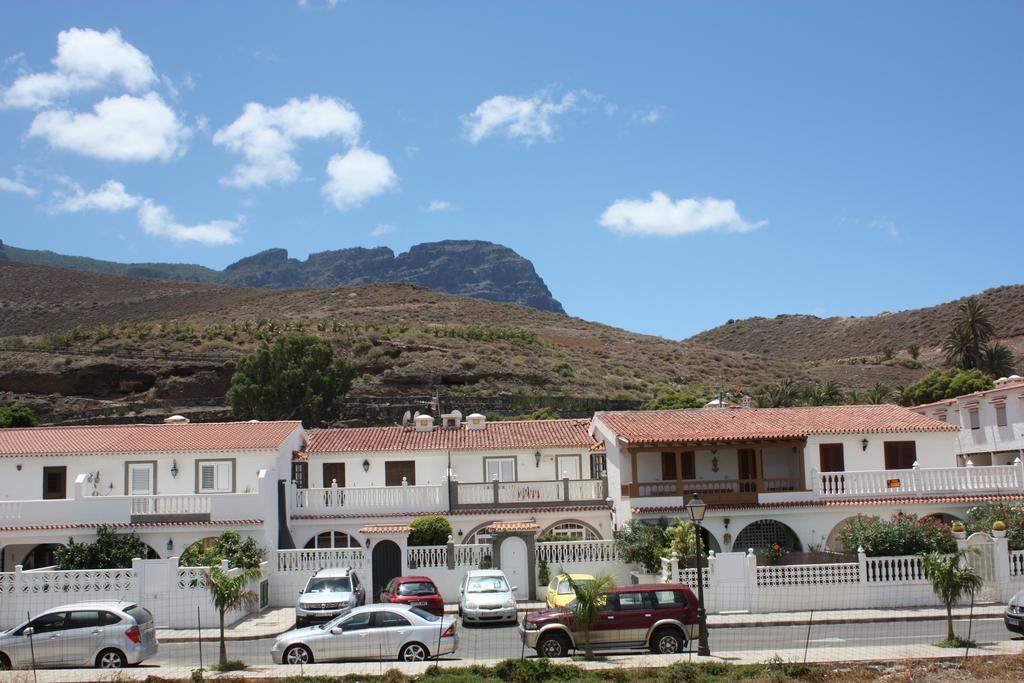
left=520, top=584, right=698, bottom=657
left=378, top=577, right=444, bottom=616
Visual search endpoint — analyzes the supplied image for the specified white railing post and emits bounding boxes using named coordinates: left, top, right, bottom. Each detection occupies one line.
left=857, top=546, right=868, bottom=582
left=810, top=467, right=821, bottom=497
left=1016, top=457, right=1024, bottom=490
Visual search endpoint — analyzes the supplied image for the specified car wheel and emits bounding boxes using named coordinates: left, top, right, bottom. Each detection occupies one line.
left=284, top=644, right=313, bottom=665
left=537, top=633, right=570, bottom=658
left=96, top=649, right=127, bottom=669
left=651, top=628, right=686, bottom=655
left=0, top=653, right=11, bottom=671
left=399, top=642, right=429, bottom=662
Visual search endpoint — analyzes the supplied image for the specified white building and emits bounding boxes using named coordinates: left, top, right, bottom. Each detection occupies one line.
left=592, top=404, right=1024, bottom=553
left=911, top=375, right=1024, bottom=466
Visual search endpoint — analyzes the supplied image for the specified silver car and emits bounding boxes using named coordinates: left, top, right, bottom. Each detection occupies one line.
left=0, top=601, right=157, bottom=670
left=458, top=569, right=518, bottom=624
left=272, top=604, right=458, bottom=664
left=295, top=567, right=366, bottom=627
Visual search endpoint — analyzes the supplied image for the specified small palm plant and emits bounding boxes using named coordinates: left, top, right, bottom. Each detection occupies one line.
left=920, top=550, right=983, bottom=645
left=205, top=564, right=263, bottom=666
left=565, top=573, right=615, bottom=659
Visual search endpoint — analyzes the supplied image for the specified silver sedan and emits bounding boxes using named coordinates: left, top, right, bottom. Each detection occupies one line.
left=271, top=604, right=458, bottom=664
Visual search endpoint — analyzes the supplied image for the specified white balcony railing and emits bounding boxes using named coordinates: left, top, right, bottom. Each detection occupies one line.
left=293, top=484, right=444, bottom=514
left=129, top=494, right=213, bottom=515
left=452, top=478, right=607, bottom=508
left=815, top=463, right=1024, bottom=499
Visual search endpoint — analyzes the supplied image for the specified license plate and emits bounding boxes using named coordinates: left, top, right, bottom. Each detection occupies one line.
left=1009, top=617, right=1020, bottom=625
left=411, top=601, right=427, bottom=606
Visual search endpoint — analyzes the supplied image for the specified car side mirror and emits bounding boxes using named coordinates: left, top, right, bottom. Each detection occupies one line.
left=330, top=627, right=343, bottom=635
left=511, top=586, right=518, bottom=592
left=23, top=627, right=34, bottom=637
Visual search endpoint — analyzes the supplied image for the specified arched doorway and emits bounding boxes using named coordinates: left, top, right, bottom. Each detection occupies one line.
left=733, top=520, right=802, bottom=553
left=371, top=540, right=401, bottom=598
left=21, top=543, right=63, bottom=569
left=499, top=536, right=529, bottom=599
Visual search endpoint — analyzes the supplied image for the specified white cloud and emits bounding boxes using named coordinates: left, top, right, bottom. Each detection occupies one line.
left=426, top=199, right=452, bottom=212
left=195, top=114, right=209, bottom=133
left=28, top=92, right=190, bottom=161
left=1, top=28, right=155, bottom=109
left=598, top=191, right=766, bottom=236
left=632, top=106, right=665, bottom=125
left=461, top=90, right=590, bottom=144
left=370, top=223, right=394, bottom=237
left=213, top=95, right=362, bottom=188
left=871, top=217, right=900, bottom=239
left=137, top=199, right=242, bottom=245
left=322, top=147, right=397, bottom=210
left=0, top=175, right=37, bottom=197
left=54, top=179, right=140, bottom=213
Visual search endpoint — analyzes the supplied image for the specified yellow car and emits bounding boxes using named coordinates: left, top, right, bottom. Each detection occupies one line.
left=545, top=573, right=596, bottom=609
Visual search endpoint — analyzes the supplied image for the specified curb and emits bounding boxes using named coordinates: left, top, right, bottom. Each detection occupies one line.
left=710, top=611, right=1006, bottom=629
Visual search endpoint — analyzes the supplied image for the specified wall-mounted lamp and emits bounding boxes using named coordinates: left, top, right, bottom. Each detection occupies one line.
left=170, top=460, right=179, bottom=478
left=16, top=464, right=21, bottom=471
left=534, top=451, right=541, bottom=468
left=457, top=529, right=464, bottom=538
left=362, top=459, right=370, bottom=473
left=723, top=518, right=730, bottom=529
left=711, top=457, right=719, bottom=473
left=365, top=537, right=371, bottom=549
left=861, top=438, right=869, bottom=452
left=166, top=539, right=173, bottom=553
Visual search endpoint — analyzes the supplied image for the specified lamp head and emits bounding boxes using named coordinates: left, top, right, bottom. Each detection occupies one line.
left=686, top=493, right=707, bottom=522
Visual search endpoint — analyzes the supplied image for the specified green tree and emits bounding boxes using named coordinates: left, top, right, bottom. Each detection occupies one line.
left=944, top=297, right=995, bottom=370
left=226, top=333, right=358, bottom=427
left=613, top=519, right=668, bottom=573
left=642, top=388, right=708, bottom=410
left=920, top=550, right=983, bottom=643
left=505, top=407, right=562, bottom=421
left=663, top=518, right=705, bottom=560
left=54, top=526, right=152, bottom=569
left=179, top=531, right=264, bottom=570
left=0, top=403, right=38, bottom=428
left=205, top=564, right=262, bottom=666
left=755, top=378, right=802, bottom=408
left=866, top=383, right=892, bottom=404
left=565, top=573, right=615, bottom=659
left=980, top=343, right=1016, bottom=377
left=803, top=381, right=844, bottom=406
left=408, top=515, right=452, bottom=546
left=907, top=344, right=921, bottom=361
left=965, top=502, right=1024, bottom=550
left=836, top=514, right=955, bottom=556
left=900, top=369, right=993, bottom=406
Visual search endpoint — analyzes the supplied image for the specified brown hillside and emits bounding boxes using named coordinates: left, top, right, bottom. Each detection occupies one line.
left=0, top=261, right=805, bottom=423
left=689, top=285, right=1024, bottom=362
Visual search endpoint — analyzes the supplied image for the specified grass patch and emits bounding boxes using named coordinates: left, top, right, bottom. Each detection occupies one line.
left=933, top=636, right=978, bottom=648
left=210, top=659, right=247, bottom=672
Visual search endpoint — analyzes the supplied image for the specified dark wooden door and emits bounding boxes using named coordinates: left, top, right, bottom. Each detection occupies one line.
left=371, top=540, right=402, bottom=598
left=43, top=466, right=67, bottom=499
left=323, top=463, right=346, bottom=488
left=737, top=449, right=757, bottom=492
left=884, top=441, right=917, bottom=470
left=385, top=461, right=416, bottom=486
left=291, top=462, right=308, bottom=489
left=819, top=444, right=845, bottom=472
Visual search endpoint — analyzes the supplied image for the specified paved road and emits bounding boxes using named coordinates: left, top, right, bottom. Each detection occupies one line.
left=146, top=617, right=1017, bottom=668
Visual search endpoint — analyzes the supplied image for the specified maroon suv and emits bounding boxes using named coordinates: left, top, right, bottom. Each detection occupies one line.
left=378, top=576, right=444, bottom=616
left=520, top=584, right=698, bottom=657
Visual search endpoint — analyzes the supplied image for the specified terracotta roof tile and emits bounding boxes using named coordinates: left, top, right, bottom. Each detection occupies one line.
left=0, top=519, right=263, bottom=532
left=631, top=493, right=1024, bottom=513
left=360, top=523, right=413, bottom=534
left=597, top=405, right=956, bottom=444
left=913, top=380, right=1024, bottom=409
left=0, top=421, right=301, bottom=456
left=308, top=419, right=596, bottom=454
left=487, top=520, right=540, bottom=533
left=590, top=439, right=606, bottom=452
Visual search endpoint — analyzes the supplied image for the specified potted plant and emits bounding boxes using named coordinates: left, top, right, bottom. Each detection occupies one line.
left=951, top=521, right=966, bottom=539
left=766, top=543, right=788, bottom=565
left=992, top=521, right=1007, bottom=538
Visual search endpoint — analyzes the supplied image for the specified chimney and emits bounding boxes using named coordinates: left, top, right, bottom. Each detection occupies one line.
left=466, top=413, right=486, bottom=431
left=414, top=414, right=435, bottom=432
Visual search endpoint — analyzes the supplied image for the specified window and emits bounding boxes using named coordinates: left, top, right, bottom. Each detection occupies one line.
left=968, top=408, right=980, bottom=430
left=24, top=612, right=67, bottom=634
left=305, top=531, right=359, bottom=549
left=198, top=460, right=233, bottom=493
left=385, top=461, right=416, bottom=486
left=397, top=581, right=437, bottom=597
left=616, top=592, right=646, bottom=610
left=661, top=452, right=676, bottom=480
left=556, top=455, right=581, bottom=480
left=67, top=611, right=105, bottom=629
left=544, top=522, right=598, bottom=541
left=127, top=462, right=154, bottom=496
left=996, top=404, right=1008, bottom=427
left=884, top=441, right=917, bottom=470
left=376, top=611, right=411, bottom=628
left=651, top=590, right=688, bottom=608
left=590, top=453, right=607, bottom=479
left=339, top=611, right=373, bottom=631
left=291, top=462, right=308, bottom=489
left=323, top=462, right=346, bottom=488
left=819, top=444, right=845, bottom=473
left=42, top=466, right=66, bottom=500
left=484, top=457, right=516, bottom=482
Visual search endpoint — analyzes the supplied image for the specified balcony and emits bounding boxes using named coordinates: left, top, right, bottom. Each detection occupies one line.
left=293, top=484, right=445, bottom=515
left=621, top=478, right=803, bottom=505
left=450, top=477, right=608, bottom=510
left=814, top=462, right=1024, bottom=499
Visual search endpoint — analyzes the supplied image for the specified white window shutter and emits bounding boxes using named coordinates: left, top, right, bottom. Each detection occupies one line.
left=200, top=464, right=215, bottom=491
left=501, top=458, right=515, bottom=481
left=130, top=465, right=152, bottom=495
left=215, top=462, right=232, bottom=492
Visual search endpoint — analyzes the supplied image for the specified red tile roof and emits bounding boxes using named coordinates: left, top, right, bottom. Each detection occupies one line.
left=360, top=523, right=413, bottom=534
left=308, top=419, right=596, bottom=454
left=632, top=493, right=1024, bottom=513
left=487, top=520, right=540, bottom=533
left=0, top=421, right=302, bottom=456
left=0, top=519, right=263, bottom=532
left=913, top=380, right=1024, bottom=409
left=597, top=405, right=956, bottom=444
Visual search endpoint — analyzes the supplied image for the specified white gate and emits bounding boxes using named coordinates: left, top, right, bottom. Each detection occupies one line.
left=140, top=559, right=175, bottom=627
left=499, top=537, right=529, bottom=599
left=963, top=533, right=997, bottom=603
left=713, top=552, right=750, bottom=612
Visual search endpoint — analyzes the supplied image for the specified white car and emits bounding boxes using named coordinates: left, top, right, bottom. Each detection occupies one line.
left=458, top=569, right=518, bottom=625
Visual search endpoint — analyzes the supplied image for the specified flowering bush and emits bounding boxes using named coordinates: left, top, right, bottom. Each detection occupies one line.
left=966, top=502, right=1024, bottom=550
left=836, top=513, right=955, bottom=557
left=766, top=544, right=788, bottom=565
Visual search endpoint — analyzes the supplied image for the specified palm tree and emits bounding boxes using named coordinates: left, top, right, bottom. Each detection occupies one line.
left=565, top=573, right=615, bottom=659
left=866, top=383, right=891, bottom=404
left=920, top=550, right=983, bottom=643
left=907, top=344, right=921, bottom=361
left=756, top=378, right=802, bottom=408
left=942, top=327, right=974, bottom=369
left=803, top=380, right=843, bottom=406
left=845, top=389, right=863, bottom=405
left=980, top=343, right=1016, bottom=377
left=947, top=297, right=995, bottom=369
left=205, top=564, right=263, bottom=666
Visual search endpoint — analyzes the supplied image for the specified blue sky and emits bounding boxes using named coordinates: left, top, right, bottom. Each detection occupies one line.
left=1, top=2, right=1021, bottom=339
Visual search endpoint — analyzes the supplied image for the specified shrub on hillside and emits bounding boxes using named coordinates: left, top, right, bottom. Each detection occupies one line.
left=900, top=368, right=993, bottom=406
left=0, top=402, right=38, bottom=428
left=836, top=513, right=955, bottom=557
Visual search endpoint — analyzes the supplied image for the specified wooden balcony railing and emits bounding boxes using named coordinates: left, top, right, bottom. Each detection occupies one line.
left=621, top=478, right=803, bottom=504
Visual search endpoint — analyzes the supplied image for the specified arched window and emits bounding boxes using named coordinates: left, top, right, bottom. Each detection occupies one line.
left=733, top=520, right=802, bottom=552
left=305, top=531, right=359, bottom=549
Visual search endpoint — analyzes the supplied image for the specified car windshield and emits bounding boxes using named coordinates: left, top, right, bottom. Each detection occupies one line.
left=398, top=582, right=437, bottom=597
left=467, top=576, right=509, bottom=593
left=558, top=578, right=593, bottom=595
left=410, top=607, right=440, bottom=621
left=306, top=577, right=351, bottom=593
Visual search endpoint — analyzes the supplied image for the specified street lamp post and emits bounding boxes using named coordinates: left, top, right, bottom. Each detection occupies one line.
left=686, top=493, right=711, bottom=656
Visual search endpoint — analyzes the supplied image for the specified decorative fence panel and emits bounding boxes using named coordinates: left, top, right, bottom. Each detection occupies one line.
left=862, top=555, right=928, bottom=583
left=453, top=543, right=489, bottom=566
left=537, top=540, right=618, bottom=564
left=294, top=485, right=443, bottom=513
left=275, top=548, right=367, bottom=573
left=756, top=562, right=860, bottom=587
left=407, top=545, right=447, bottom=569
left=1011, top=549, right=1024, bottom=577
left=129, top=494, right=212, bottom=515
left=568, top=479, right=605, bottom=501
left=17, top=568, right=136, bottom=594
left=677, top=566, right=710, bottom=589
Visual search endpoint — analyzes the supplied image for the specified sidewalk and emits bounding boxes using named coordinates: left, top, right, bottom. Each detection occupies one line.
left=155, top=603, right=1009, bottom=643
